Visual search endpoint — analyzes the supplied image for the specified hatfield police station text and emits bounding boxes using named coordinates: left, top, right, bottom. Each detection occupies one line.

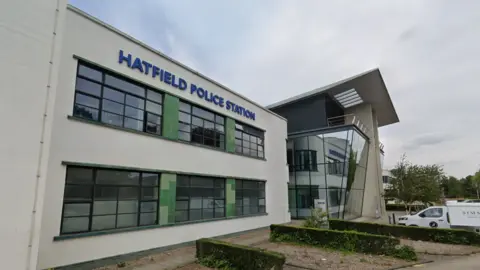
left=118, top=50, right=256, bottom=121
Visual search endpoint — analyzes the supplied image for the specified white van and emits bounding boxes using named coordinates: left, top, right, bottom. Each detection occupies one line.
left=398, top=202, right=480, bottom=232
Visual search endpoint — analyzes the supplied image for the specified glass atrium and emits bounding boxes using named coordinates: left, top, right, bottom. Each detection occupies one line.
left=287, top=127, right=369, bottom=220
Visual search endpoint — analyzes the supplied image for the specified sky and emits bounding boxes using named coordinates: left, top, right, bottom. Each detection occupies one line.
left=69, top=0, right=480, bottom=177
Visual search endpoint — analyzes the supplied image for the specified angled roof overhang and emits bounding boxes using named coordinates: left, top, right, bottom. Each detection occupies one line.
left=266, top=68, right=399, bottom=127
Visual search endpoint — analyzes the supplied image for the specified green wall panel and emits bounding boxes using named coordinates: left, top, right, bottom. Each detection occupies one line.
left=226, top=178, right=236, bottom=217
left=159, top=173, right=177, bottom=225
left=226, top=118, right=236, bottom=153
left=162, top=94, right=180, bottom=140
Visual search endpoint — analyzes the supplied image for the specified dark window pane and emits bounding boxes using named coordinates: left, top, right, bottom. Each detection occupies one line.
left=117, top=214, right=138, bottom=228
left=67, top=168, right=93, bottom=183
left=146, top=101, right=162, bottom=115
left=142, top=173, right=158, bottom=186
left=176, top=187, right=189, bottom=200
left=215, top=140, right=225, bottom=149
left=74, top=104, right=99, bottom=120
left=101, top=111, right=123, bottom=127
left=94, top=186, right=117, bottom=200
left=179, top=131, right=190, bottom=141
left=192, top=116, right=203, bottom=127
left=176, top=200, right=189, bottom=210
left=141, top=201, right=157, bottom=212
left=125, top=106, right=144, bottom=120
left=243, top=147, right=249, bottom=155
left=242, top=133, right=250, bottom=141
left=244, top=181, right=258, bottom=189
left=76, top=93, right=100, bottom=108
left=62, top=217, right=89, bottom=233
left=191, top=177, right=214, bottom=188
left=191, top=134, right=202, bottom=144
left=63, top=203, right=91, bottom=217
left=124, top=117, right=143, bottom=131
left=215, top=125, right=225, bottom=133
left=235, top=206, right=242, bottom=216
left=235, top=130, right=242, bottom=139
left=214, top=189, right=225, bottom=199
left=215, top=115, right=224, bottom=124
left=204, top=137, right=214, bottom=147
left=179, top=101, right=191, bottom=113
left=78, top=64, right=102, bottom=82
left=192, top=125, right=203, bottom=136
left=92, top=215, right=116, bottom=231
left=176, top=210, right=188, bottom=222
left=236, top=199, right=242, bottom=206
left=103, top=99, right=123, bottom=115
left=147, top=90, right=163, bottom=104
left=179, top=112, right=191, bottom=123
left=202, top=198, right=214, bottom=208
left=177, top=176, right=190, bottom=187
left=141, top=187, right=158, bottom=200
left=214, top=179, right=225, bottom=188
left=140, top=213, right=156, bottom=225
left=179, top=123, right=191, bottom=133
left=93, top=201, right=116, bottom=215
left=215, top=207, right=225, bottom=218
left=126, top=95, right=145, bottom=109
left=146, top=122, right=161, bottom=135
left=118, top=200, right=138, bottom=214
left=118, top=187, right=139, bottom=200
left=192, top=107, right=214, bottom=121
left=103, top=87, right=125, bottom=103
left=97, top=170, right=140, bottom=185
left=189, top=197, right=202, bottom=209
left=75, top=77, right=101, bottom=96
left=189, top=209, right=202, bottom=221
left=64, top=185, right=92, bottom=201
left=202, top=209, right=214, bottom=219
left=147, top=113, right=161, bottom=125
left=235, top=180, right=242, bottom=189
left=204, top=121, right=214, bottom=131
left=259, top=206, right=266, bottom=213
left=215, top=200, right=225, bottom=207
left=105, top=74, right=145, bottom=97
left=235, top=145, right=242, bottom=153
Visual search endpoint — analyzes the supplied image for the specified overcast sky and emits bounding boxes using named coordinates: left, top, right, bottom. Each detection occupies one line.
left=69, top=0, right=480, bottom=177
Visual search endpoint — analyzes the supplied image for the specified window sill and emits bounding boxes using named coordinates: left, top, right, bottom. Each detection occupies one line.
left=67, top=115, right=267, bottom=162
left=53, top=212, right=268, bottom=242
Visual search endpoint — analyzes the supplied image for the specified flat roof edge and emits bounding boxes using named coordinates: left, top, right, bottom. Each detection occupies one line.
left=66, top=5, right=287, bottom=122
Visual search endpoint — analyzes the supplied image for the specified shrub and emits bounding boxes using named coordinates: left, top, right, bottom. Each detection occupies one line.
left=196, top=238, right=286, bottom=270
left=270, top=224, right=417, bottom=261
left=303, top=208, right=329, bottom=228
left=329, top=219, right=480, bottom=246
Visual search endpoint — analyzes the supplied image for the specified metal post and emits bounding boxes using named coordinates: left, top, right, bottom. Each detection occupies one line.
left=392, top=213, right=396, bottom=225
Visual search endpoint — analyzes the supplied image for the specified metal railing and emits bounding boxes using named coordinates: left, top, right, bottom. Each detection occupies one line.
left=327, top=114, right=369, bottom=134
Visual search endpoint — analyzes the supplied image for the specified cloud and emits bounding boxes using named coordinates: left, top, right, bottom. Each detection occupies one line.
left=69, top=0, right=480, bottom=177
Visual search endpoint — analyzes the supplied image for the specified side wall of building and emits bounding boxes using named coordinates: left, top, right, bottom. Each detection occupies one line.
left=37, top=8, right=289, bottom=269
left=0, top=1, right=68, bottom=269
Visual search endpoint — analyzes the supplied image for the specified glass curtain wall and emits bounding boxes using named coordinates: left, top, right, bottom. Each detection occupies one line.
left=288, top=128, right=369, bottom=220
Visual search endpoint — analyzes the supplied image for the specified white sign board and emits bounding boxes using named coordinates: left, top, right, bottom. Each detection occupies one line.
left=314, top=199, right=326, bottom=212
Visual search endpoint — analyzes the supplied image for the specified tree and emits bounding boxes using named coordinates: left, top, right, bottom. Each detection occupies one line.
left=389, top=154, right=443, bottom=213
left=473, top=170, right=480, bottom=199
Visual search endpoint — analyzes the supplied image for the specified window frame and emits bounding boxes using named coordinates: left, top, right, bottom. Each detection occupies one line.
left=234, top=123, right=265, bottom=158
left=294, top=150, right=318, bottom=171
left=60, top=166, right=160, bottom=235
left=178, top=100, right=225, bottom=150
left=235, top=180, right=266, bottom=216
left=175, top=175, right=226, bottom=223
left=73, top=61, right=164, bottom=136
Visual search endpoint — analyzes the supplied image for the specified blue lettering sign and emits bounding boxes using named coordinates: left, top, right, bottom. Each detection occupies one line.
left=329, top=149, right=346, bottom=160
left=118, top=50, right=256, bottom=121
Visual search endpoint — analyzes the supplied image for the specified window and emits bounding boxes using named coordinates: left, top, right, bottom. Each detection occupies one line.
left=421, top=208, right=443, bottom=218
left=235, top=123, right=265, bottom=158
left=382, top=176, right=389, bottom=184
left=327, top=157, right=342, bottom=175
left=178, top=101, right=225, bottom=149
left=235, top=180, right=266, bottom=216
left=175, top=175, right=225, bottom=222
left=294, top=150, right=318, bottom=171
left=73, top=62, right=163, bottom=135
left=60, top=167, right=159, bottom=235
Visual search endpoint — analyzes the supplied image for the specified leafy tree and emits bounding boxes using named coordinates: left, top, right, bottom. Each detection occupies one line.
left=473, top=170, right=480, bottom=199
left=389, top=154, right=443, bottom=212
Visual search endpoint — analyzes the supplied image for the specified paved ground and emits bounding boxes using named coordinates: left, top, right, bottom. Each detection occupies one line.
left=403, top=254, right=480, bottom=269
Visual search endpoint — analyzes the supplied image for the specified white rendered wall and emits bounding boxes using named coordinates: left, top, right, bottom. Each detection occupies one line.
left=0, top=0, right=67, bottom=269
left=38, top=7, right=289, bottom=269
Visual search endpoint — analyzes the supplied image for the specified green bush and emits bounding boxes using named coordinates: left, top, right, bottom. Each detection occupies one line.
left=303, top=208, right=329, bottom=228
left=329, top=219, right=480, bottom=246
left=270, top=224, right=417, bottom=261
left=196, top=238, right=285, bottom=270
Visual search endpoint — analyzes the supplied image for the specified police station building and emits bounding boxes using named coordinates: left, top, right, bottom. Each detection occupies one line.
left=2, top=2, right=398, bottom=270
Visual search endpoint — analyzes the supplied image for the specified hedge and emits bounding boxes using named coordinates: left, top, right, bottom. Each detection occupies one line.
left=329, top=219, right=480, bottom=246
left=270, top=224, right=416, bottom=261
left=196, top=238, right=285, bottom=270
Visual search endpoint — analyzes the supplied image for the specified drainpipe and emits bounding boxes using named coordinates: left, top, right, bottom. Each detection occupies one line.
left=26, top=1, right=61, bottom=269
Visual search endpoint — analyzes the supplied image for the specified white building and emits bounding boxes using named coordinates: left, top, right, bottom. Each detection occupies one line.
left=1, top=3, right=289, bottom=269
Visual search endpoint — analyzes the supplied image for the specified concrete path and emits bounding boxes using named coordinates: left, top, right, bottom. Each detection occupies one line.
left=404, top=254, right=480, bottom=269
